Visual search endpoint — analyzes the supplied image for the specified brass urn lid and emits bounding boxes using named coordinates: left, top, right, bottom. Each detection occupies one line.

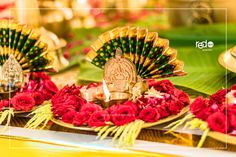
left=219, top=46, right=236, bottom=73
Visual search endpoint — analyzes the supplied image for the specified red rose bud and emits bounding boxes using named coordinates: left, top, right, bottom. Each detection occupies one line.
left=73, top=111, right=90, bottom=126
left=109, top=104, right=136, bottom=126
left=228, top=104, right=236, bottom=114
left=190, top=96, right=208, bottom=115
left=148, top=79, right=175, bottom=94
left=166, top=100, right=183, bottom=115
left=62, top=110, right=76, bottom=124
left=156, top=105, right=169, bottom=118
left=51, top=85, right=87, bottom=113
left=207, top=112, right=231, bottom=133
left=209, top=89, right=228, bottom=106
left=80, top=103, right=102, bottom=115
left=136, top=96, right=162, bottom=109
left=174, top=89, right=190, bottom=106
left=0, top=100, right=10, bottom=109
left=233, top=92, right=236, bottom=98
left=122, top=101, right=138, bottom=115
left=11, top=93, right=35, bottom=111
left=88, top=111, right=110, bottom=127
left=229, top=114, right=236, bottom=130
left=138, top=107, right=160, bottom=122
left=53, top=106, right=75, bottom=117
left=230, top=84, right=236, bottom=90
left=31, top=92, right=45, bottom=105
left=195, top=108, right=213, bottom=120
left=30, top=72, right=50, bottom=80
left=44, top=80, right=59, bottom=94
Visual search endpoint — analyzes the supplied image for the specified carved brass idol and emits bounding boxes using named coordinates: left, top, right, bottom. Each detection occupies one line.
left=0, top=55, right=23, bottom=95
left=104, top=48, right=137, bottom=92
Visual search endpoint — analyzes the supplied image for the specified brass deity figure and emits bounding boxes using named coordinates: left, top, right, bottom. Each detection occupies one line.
left=104, top=48, right=137, bottom=92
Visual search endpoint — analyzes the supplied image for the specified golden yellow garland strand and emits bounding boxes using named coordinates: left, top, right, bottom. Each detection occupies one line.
left=166, top=113, right=210, bottom=148
left=25, top=101, right=53, bottom=129
left=0, top=108, right=14, bottom=131
left=95, top=120, right=145, bottom=147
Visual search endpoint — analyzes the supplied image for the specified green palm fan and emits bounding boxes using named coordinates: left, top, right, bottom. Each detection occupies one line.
left=86, top=26, right=186, bottom=79
left=0, top=20, right=54, bottom=73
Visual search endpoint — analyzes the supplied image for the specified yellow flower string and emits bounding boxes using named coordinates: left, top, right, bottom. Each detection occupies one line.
left=184, top=118, right=209, bottom=147
left=25, top=102, right=53, bottom=129
left=166, top=114, right=210, bottom=148
left=95, top=120, right=144, bottom=147
left=165, top=113, right=195, bottom=134
left=0, top=108, right=14, bottom=132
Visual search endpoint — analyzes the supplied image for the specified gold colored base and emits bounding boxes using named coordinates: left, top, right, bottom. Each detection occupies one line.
left=219, top=47, right=236, bottom=73
left=96, top=92, right=130, bottom=108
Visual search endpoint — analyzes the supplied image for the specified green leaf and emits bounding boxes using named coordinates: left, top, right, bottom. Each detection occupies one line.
left=76, top=24, right=236, bottom=95
left=168, top=45, right=236, bottom=95
left=77, top=45, right=236, bottom=95
left=159, top=24, right=236, bottom=46
left=77, top=62, right=103, bottom=84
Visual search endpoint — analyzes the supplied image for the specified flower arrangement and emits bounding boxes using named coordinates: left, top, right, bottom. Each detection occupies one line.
left=0, top=72, right=58, bottom=130
left=167, top=84, right=236, bottom=147
left=26, top=79, right=190, bottom=146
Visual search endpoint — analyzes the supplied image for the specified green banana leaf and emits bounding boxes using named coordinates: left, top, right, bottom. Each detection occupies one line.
left=159, top=24, right=236, bottom=46
left=76, top=24, right=236, bottom=95
left=168, top=45, right=236, bottom=95
left=77, top=44, right=236, bottom=95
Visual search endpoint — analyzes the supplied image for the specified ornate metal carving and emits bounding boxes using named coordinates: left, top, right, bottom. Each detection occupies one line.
left=104, top=48, right=137, bottom=92
left=1, top=54, right=24, bottom=90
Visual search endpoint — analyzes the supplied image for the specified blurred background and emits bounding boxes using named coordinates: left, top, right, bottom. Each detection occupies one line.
left=1, top=0, right=236, bottom=95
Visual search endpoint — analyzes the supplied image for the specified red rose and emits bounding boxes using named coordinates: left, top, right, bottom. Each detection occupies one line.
left=190, top=96, right=208, bottom=115
left=207, top=112, right=231, bottom=133
left=173, top=89, right=190, bottom=106
left=138, top=107, right=160, bottom=122
left=136, top=96, right=162, bottom=109
left=0, top=100, right=10, bottom=110
left=230, top=84, right=236, bottom=90
left=88, top=111, right=110, bottom=127
left=148, top=79, right=175, bottom=94
left=156, top=105, right=169, bottom=118
left=73, top=111, right=90, bottom=126
left=229, top=114, right=236, bottom=129
left=44, top=80, right=59, bottom=93
left=209, top=89, right=228, bottom=106
left=228, top=104, right=236, bottom=114
left=23, top=80, right=38, bottom=93
left=109, top=104, right=136, bottom=126
left=166, top=100, right=183, bottom=115
left=52, top=85, right=87, bottom=115
left=38, top=80, right=58, bottom=100
left=122, top=101, right=138, bottom=115
left=233, top=91, right=236, bottom=98
left=53, top=106, right=73, bottom=117
left=31, top=92, right=45, bottom=105
left=80, top=103, right=102, bottom=115
left=195, top=108, right=213, bottom=120
left=210, top=103, right=225, bottom=112
left=30, top=72, right=50, bottom=80
left=11, top=93, right=35, bottom=111
left=62, top=110, right=76, bottom=124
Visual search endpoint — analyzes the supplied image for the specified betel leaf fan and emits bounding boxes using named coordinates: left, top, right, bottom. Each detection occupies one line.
left=86, top=26, right=186, bottom=79
left=0, top=20, right=53, bottom=73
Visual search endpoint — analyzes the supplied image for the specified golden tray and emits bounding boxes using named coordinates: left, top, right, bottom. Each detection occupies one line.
left=208, top=131, right=236, bottom=145
left=51, top=106, right=189, bottom=131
